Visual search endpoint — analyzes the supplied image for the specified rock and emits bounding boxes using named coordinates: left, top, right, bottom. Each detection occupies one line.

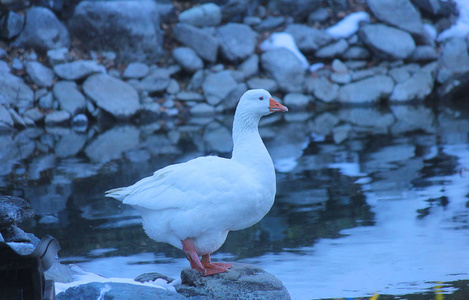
left=176, top=91, right=204, bottom=102
left=342, top=46, right=371, bottom=60
left=44, top=110, right=71, bottom=125
left=24, top=61, right=55, bottom=87
left=239, top=55, right=258, bottom=79
left=0, top=195, right=34, bottom=231
left=178, top=3, right=221, bottom=27
left=176, top=263, right=291, bottom=300
left=173, top=23, right=219, bottom=63
left=85, top=126, right=140, bottom=163
left=190, top=103, right=215, bottom=116
left=140, top=68, right=171, bottom=93
left=254, top=16, right=285, bottom=32
left=172, top=47, right=204, bottom=73
left=71, top=113, right=88, bottom=129
left=0, top=105, right=14, bottom=128
left=359, top=24, right=416, bottom=60
left=284, top=93, right=310, bottom=109
left=284, top=24, right=332, bottom=53
left=243, top=16, right=262, bottom=26
left=261, top=48, right=305, bottom=93
left=46, top=47, right=70, bottom=65
left=332, top=59, right=348, bottom=73
left=412, top=0, right=454, bottom=16
left=187, top=70, right=205, bottom=91
left=0, top=71, right=34, bottom=105
left=135, top=272, right=175, bottom=284
left=247, top=77, right=278, bottom=92
left=13, top=7, right=70, bottom=53
left=390, top=66, right=435, bottom=102
left=83, top=74, right=140, bottom=119
left=366, top=0, right=424, bottom=36
left=23, top=108, right=44, bottom=123
left=338, top=75, right=394, bottom=103
left=53, top=60, right=106, bottom=80
left=53, top=81, right=86, bottom=115
left=202, top=70, right=237, bottom=105
left=267, top=0, right=322, bottom=21
left=57, top=282, right=185, bottom=300
left=11, top=58, right=23, bottom=71
left=330, top=72, right=352, bottom=84
left=123, top=62, right=150, bottom=79
left=69, top=1, right=164, bottom=62
left=437, top=38, right=469, bottom=84
left=0, top=11, right=25, bottom=39
left=216, top=23, right=256, bottom=62
left=38, top=92, right=53, bottom=109
left=409, top=45, right=438, bottom=61
left=308, top=7, right=330, bottom=23
left=315, top=39, right=348, bottom=58
left=305, top=77, right=338, bottom=103
left=3, top=225, right=32, bottom=243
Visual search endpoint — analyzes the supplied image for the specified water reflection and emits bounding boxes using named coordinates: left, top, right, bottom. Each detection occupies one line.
left=1, top=103, right=469, bottom=299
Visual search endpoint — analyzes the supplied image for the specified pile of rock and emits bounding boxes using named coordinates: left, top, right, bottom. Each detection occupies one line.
left=0, top=0, right=468, bottom=130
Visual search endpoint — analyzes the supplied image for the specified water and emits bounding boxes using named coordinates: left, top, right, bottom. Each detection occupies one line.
left=2, top=103, right=469, bottom=299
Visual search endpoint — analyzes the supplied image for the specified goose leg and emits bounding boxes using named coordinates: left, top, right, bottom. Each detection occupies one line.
left=201, top=254, right=232, bottom=275
left=182, top=239, right=206, bottom=275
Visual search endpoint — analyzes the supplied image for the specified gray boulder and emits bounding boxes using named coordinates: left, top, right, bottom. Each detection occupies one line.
left=261, top=48, right=305, bottom=93
left=202, top=70, right=237, bottom=105
left=173, top=23, right=219, bottom=63
left=409, top=45, right=438, bottom=62
left=359, top=24, right=416, bottom=60
left=0, top=71, right=34, bottom=105
left=343, top=46, right=371, bottom=60
left=315, top=39, right=348, bottom=58
left=284, top=24, right=332, bottom=53
left=53, top=60, right=106, bottom=81
left=83, top=74, right=140, bottom=119
left=0, top=104, right=13, bottom=128
left=13, top=7, right=70, bottom=52
left=140, top=68, right=171, bottom=93
left=178, top=3, right=221, bottom=27
left=172, top=47, right=204, bottom=73
left=216, top=23, right=256, bottom=62
left=123, top=62, right=150, bottom=79
left=176, top=262, right=290, bottom=300
left=47, top=47, right=70, bottom=66
left=69, top=1, right=164, bottom=62
left=247, top=77, right=278, bottom=92
left=284, top=93, right=311, bottom=109
left=390, top=66, right=435, bottom=102
left=57, top=282, right=184, bottom=300
left=0, top=11, right=25, bottom=39
left=0, top=195, right=34, bottom=231
left=437, top=38, right=469, bottom=84
left=366, top=0, right=424, bottom=36
left=338, top=75, right=394, bottom=103
left=24, top=61, right=55, bottom=87
left=53, top=81, right=86, bottom=115
left=44, top=110, right=71, bottom=125
left=305, top=77, right=338, bottom=103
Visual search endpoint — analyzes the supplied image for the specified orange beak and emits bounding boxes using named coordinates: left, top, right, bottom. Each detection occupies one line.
left=269, top=98, right=288, bottom=112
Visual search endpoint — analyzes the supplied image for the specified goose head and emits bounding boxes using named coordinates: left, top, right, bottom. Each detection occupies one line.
left=236, top=89, right=288, bottom=118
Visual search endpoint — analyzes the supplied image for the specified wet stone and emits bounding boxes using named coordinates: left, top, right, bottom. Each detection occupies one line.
left=172, top=47, right=204, bottom=73
left=0, top=195, right=35, bottom=231
left=202, top=70, right=237, bottom=105
left=178, top=3, right=221, bottom=27
left=53, top=81, right=86, bottom=115
left=44, top=110, right=71, bottom=125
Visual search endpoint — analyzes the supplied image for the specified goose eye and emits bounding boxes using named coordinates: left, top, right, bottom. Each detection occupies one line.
left=259, top=97, right=264, bottom=101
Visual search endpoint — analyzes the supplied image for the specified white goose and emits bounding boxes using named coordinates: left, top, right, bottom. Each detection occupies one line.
left=105, top=89, right=288, bottom=276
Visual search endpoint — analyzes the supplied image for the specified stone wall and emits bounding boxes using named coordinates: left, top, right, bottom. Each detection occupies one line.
left=0, top=0, right=468, bottom=129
